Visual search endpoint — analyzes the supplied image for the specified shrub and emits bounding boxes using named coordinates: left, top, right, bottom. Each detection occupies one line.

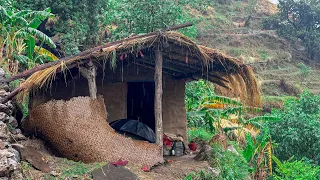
left=188, top=128, right=214, bottom=143
left=273, top=158, right=320, bottom=180
left=268, top=91, right=320, bottom=164
left=209, top=144, right=250, bottom=180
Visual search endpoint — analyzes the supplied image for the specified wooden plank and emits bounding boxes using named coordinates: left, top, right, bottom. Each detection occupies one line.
left=154, top=49, right=163, bottom=155
left=80, top=61, right=97, bottom=99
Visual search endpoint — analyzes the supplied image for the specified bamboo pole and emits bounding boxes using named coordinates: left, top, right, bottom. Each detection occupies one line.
left=154, top=49, right=163, bottom=155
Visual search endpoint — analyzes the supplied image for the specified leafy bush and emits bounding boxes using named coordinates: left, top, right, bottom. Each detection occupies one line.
left=273, top=157, right=320, bottom=180
left=268, top=91, right=320, bottom=164
left=184, top=170, right=213, bottom=180
left=188, top=128, right=214, bottom=143
left=209, top=144, right=250, bottom=180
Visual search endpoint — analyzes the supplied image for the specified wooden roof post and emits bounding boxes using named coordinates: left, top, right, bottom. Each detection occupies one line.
left=154, top=49, right=163, bottom=156
left=80, top=61, right=97, bottom=99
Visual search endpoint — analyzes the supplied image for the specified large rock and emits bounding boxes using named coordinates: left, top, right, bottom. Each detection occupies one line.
left=0, top=149, right=20, bottom=177
left=91, top=164, right=138, bottom=180
left=11, top=145, right=51, bottom=173
left=0, top=105, right=10, bottom=116
left=194, top=145, right=213, bottom=161
left=0, top=122, right=9, bottom=141
left=7, top=117, right=18, bottom=129
left=0, top=114, right=8, bottom=124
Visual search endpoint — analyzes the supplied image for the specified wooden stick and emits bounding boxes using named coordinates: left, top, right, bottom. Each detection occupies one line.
left=154, top=49, right=163, bottom=156
left=0, top=87, right=22, bottom=104
left=80, top=61, right=97, bottom=99
left=3, top=22, right=193, bottom=83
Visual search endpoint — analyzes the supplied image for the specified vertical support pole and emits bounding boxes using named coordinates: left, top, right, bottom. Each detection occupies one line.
left=154, top=49, right=163, bottom=155
left=80, top=61, right=97, bottom=99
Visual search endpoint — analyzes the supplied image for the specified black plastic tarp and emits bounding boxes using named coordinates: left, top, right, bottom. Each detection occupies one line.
left=109, top=119, right=156, bottom=143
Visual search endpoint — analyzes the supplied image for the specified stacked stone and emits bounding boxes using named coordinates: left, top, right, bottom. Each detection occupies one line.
left=0, top=69, right=23, bottom=180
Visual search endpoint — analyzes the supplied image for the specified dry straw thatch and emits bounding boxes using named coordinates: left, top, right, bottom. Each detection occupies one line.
left=25, top=96, right=163, bottom=166
left=17, top=31, right=261, bottom=106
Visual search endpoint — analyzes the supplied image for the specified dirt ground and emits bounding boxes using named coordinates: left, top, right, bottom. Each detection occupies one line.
left=126, top=155, right=209, bottom=180
left=20, top=138, right=208, bottom=180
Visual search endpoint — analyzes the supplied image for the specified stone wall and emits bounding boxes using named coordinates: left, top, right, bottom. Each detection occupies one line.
left=0, top=69, right=24, bottom=179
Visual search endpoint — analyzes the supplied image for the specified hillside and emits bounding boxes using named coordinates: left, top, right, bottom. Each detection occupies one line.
left=190, top=0, right=320, bottom=97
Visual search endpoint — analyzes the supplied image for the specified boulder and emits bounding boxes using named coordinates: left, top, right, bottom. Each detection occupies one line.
left=91, top=164, right=138, bottom=180
left=0, top=122, right=9, bottom=141
left=0, top=149, right=20, bottom=177
left=11, top=145, right=51, bottom=173
left=7, top=117, right=18, bottom=129
left=0, top=105, right=10, bottom=116
left=227, top=145, right=239, bottom=155
left=194, top=145, right=213, bottom=161
left=0, top=114, right=8, bottom=124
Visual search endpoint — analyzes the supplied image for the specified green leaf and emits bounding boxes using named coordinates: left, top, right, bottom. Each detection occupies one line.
left=25, top=28, right=56, bottom=48
left=26, top=36, right=35, bottom=60
left=243, top=133, right=255, bottom=162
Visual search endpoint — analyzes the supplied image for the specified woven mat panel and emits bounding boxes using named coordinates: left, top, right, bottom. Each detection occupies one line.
left=27, top=96, right=163, bottom=166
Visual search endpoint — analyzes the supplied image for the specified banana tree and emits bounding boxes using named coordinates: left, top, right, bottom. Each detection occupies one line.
left=0, top=5, right=57, bottom=74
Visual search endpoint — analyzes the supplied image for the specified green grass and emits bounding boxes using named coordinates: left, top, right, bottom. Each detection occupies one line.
left=22, top=159, right=106, bottom=180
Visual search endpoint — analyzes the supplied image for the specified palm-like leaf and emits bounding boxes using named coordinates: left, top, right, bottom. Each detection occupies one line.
left=247, top=116, right=280, bottom=124
left=25, top=28, right=56, bottom=48
left=203, top=95, right=242, bottom=106
left=34, top=46, right=58, bottom=61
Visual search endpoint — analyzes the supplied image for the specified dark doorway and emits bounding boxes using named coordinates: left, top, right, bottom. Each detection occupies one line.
left=127, top=82, right=155, bottom=131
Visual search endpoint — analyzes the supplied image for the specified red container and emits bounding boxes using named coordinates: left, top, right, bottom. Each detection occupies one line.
left=189, top=142, right=197, bottom=151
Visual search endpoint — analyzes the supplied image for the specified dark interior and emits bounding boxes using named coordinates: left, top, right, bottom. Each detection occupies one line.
left=127, top=82, right=155, bottom=131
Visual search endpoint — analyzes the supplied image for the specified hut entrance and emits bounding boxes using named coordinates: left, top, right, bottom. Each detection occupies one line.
left=127, top=82, right=155, bottom=131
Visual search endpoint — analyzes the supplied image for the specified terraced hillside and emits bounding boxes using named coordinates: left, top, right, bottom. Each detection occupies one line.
left=190, top=0, right=320, bottom=97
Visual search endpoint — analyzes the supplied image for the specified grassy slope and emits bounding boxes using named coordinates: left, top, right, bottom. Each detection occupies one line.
left=190, top=0, right=320, bottom=97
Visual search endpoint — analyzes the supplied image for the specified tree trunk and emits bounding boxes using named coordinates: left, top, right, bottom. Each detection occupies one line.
left=80, top=61, right=97, bottom=99
left=154, top=49, right=163, bottom=155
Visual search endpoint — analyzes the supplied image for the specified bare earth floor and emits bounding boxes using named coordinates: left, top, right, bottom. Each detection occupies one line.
left=21, top=139, right=208, bottom=180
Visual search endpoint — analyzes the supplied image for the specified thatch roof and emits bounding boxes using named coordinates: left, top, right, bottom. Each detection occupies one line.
left=14, top=31, right=261, bottom=106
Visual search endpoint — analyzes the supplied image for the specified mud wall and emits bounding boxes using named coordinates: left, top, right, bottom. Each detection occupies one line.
left=26, top=97, right=163, bottom=166
left=30, top=63, right=188, bottom=144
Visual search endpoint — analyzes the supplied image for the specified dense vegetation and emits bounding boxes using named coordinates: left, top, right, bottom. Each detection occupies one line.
left=264, top=0, right=320, bottom=61
left=1, top=0, right=320, bottom=179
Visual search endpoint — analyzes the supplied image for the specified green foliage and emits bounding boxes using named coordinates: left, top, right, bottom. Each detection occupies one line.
left=209, top=144, right=250, bottom=180
left=15, top=0, right=106, bottom=56
left=272, top=156, right=320, bottom=180
left=105, top=0, right=198, bottom=40
left=184, top=170, right=213, bottom=180
left=298, top=62, right=311, bottom=83
left=188, top=128, right=214, bottom=143
left=0, top=5, right=56, bottom=73
left=257, top=49, right=269, bottom=61
left=185, top=80, right=215, bottom=112
left=268, top=90, right=320, bottom=164
left=243, top=128, right=273, bottom=176
left=266, top=0, right=320, bottom=61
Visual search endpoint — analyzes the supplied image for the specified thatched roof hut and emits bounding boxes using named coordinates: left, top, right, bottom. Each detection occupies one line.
left=2, top=28, right=261, bottom=166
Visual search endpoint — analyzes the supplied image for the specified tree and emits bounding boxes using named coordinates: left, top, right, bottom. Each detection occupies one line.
left=276, top=0, right=320, bottom=60
left=15, top=0, right=106, bottom=56
left=0, top=5, right=56, bottom=74
left=106, top=0, right=197, bottom=40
